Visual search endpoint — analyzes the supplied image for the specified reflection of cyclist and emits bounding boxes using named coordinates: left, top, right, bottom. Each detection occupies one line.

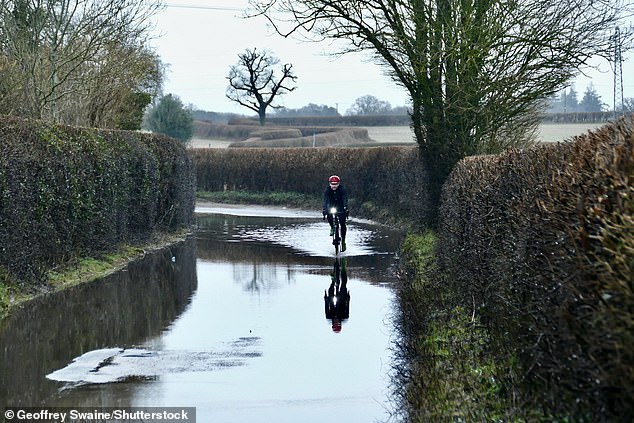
left=324, top=258, right=350, bottom=333
left=322, top=175, right=349, bottom=252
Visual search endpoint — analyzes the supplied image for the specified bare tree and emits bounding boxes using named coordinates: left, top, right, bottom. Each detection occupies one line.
left=0, top=0, right=162, bottom=124
left=250, top=0, right=633, bottom=223
left=226, top=48, right=297, bottom=125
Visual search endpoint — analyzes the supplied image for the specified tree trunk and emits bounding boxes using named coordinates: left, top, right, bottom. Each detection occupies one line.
left=258, top=107, right=266, bottom=126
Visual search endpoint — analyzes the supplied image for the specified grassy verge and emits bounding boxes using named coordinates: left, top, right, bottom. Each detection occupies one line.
left=197, top=190, right=320, bottom=209
left=45, top=245, right=146, bottom=289
left=0, top=230, right=190, bottom=320
left=393, top=231, right=521, bottom=422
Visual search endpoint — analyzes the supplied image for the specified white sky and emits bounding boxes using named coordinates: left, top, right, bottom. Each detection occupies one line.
left=150, top=0, right=634, bottom=114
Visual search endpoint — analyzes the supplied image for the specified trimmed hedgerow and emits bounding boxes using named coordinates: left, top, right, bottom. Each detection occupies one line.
left=0, top=116, right=195, bottom=284
left=437, top=115, right=633, bottom=421
left=194, top=120, right=257, bottom=140
left=228, top=128, right=372, bottom=147
left=191, top=146, right=430, bottom=227
left=193, top=119, right=373, bottom=147
left=265, top=115, right=411, bottom=127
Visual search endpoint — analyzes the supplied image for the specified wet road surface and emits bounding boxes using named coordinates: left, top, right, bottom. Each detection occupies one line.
left=0, top=205, right=403, bottom=422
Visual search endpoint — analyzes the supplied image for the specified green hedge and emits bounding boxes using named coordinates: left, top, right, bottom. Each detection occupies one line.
left=0, top=116, right=195, bottom=282
left=191, top=146, right=430, bottom=226
left=438, top=116, right=633, bottom=421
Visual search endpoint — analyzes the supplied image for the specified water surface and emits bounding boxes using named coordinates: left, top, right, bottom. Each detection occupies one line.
left=0, top=207, right=403, bottom=422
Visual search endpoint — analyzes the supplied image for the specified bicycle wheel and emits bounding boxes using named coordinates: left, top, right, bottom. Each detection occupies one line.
left=332, top=217, right=340, bottom=255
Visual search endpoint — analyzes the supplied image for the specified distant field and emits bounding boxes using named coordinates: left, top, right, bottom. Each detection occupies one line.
left=188, top=138, right=233, bottom=148
left=366, top=123, right=606, bottom=144
left=188, top=122, right=607, bottom=148
left=365, top=126, right=414, bottom=144
left=537, top=122, right=604, bottom=142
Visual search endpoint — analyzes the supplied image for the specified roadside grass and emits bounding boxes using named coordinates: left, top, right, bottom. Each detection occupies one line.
left=0, top=230, right=190, bottom=320
left=45, top=245, right=145, bottom=289
left=393, top=231, right=524, bottom=422
left=197, top=190, right=320, bottom=209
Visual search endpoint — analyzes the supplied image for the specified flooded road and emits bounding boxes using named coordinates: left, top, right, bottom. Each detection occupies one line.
left=0, top=206, right=403, bottom=422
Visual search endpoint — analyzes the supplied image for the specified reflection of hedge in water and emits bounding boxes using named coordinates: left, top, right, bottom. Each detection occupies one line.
left=192, top=146, right=429, bottom=227
left=196, top=214, right=402, bottom=283
left=0, top=116, right=196, bottom=282
left=438, top=116, right=633, bottom=421
left=0, top=238, right=197, bottom=406
left=196, top=234, right=390, bottom=285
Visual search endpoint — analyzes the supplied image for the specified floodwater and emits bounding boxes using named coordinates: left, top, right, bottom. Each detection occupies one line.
left=0, top=205, right=404, bottom=422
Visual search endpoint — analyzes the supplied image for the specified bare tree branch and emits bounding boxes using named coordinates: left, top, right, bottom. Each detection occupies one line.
left=0, top=0, right=163, bottom=123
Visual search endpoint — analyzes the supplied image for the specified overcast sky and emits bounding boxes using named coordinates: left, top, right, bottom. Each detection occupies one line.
left=150, top=0, right=634, bottom=115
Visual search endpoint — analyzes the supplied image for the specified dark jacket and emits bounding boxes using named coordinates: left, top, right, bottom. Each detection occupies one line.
left=323, top=185, right=348, bottom=214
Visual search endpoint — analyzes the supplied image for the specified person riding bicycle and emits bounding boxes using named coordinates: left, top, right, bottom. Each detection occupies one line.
left=323, top=175, right=349, bottom=252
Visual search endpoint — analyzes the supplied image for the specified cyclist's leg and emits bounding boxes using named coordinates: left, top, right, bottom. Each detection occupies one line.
left=339, top=213, right=347, bottom=239
left=339, top=213, right=347, bottom=251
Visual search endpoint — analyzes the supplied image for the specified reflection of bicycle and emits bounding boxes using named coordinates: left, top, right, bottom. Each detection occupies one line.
left=324, top=257, right=350, bottom=333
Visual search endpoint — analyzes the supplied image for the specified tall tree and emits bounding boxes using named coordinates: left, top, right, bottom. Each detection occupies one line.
left=145, top=94, right=194, bottom=143
left=579, top=84, right=604, bottom=113
left=226, top=48, right=297, bottom=126
left=250, top=0, right=633, bottom=224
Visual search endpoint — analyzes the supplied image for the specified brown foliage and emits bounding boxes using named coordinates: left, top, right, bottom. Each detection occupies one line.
left=247, top=128, right=303, bottom=141
left=193, top=120, right=256, bottom=140
left=438, top=116, right=634, bottom=421
left=193, top=119, right=372, bottom=147
left=542, top=111, right=620, bottom=123
left=230, top=128, right=371, bottom=147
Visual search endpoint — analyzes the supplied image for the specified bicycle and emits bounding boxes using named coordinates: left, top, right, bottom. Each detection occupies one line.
left=328, top=206, right=342, bottom=255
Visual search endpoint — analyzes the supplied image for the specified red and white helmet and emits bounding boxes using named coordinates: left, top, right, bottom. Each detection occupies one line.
left=328, top=175, right=341, bottom=185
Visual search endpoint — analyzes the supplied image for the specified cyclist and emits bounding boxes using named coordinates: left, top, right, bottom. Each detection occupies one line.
left=322, top=175, right=349, bottom=252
